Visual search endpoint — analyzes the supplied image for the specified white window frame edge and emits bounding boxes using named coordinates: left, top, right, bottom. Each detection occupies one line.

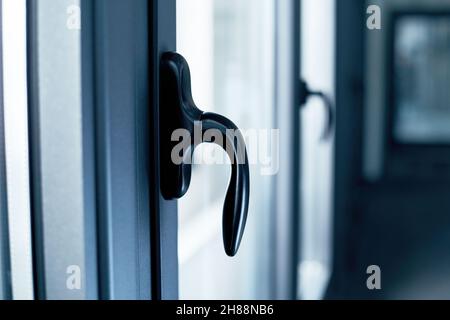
left=1, top=0, right=34, bottom=300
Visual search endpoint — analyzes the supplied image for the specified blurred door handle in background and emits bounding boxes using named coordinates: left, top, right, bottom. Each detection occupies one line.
left=160, top=52, right=250, bottom=257
left=299, top=79, right=335, bottom=141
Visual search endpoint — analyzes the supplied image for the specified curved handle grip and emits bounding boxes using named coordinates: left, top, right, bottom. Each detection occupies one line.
left=312, top=91, right=334, bottom=141
left=160, top=52, right=250, bottom=256
left=299, top=79, right=335, bottom=141
left=201, top=112, right=250, bottom=256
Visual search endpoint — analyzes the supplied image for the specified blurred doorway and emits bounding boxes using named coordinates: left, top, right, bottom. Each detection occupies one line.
left=329, top=0, right=450, bottom=299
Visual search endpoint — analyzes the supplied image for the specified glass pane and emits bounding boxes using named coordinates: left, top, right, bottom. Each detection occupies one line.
left=393, top=15, right=450, bottom=144
left=177, top=0, right=276, bottom=299
left=299, top=0, right=334, bottom=300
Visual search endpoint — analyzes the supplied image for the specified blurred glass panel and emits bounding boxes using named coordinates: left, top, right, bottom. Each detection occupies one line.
left=394, top=15, right=450, bottom=144
left=299, top=0, right=334, bottom=300
left=177, top=0, right=275, bottom=299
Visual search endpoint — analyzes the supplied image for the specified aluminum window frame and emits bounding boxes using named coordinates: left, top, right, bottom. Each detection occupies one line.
left=27, top=0, right=153, bottom=300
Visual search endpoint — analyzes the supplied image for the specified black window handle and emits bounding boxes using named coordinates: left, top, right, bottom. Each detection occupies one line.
left=299, top=79, right=335, bottom=141
left=159, top=52, right=250, bottom=257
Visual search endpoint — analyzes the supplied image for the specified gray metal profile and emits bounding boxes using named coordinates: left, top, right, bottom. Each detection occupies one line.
left=273, top=0, right=301, bottom=300
left=27, top=0, right=98, bottom=300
